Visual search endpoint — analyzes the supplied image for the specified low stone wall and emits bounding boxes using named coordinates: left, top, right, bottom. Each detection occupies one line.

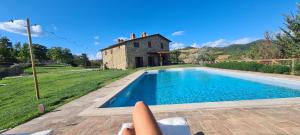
left=0, top=64, right=29, bottom=78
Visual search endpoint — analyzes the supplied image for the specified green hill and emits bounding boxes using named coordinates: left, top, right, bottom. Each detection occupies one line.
left=212, top=39, right=265, bottom=59
left=172, top=39, right=267, bottom=63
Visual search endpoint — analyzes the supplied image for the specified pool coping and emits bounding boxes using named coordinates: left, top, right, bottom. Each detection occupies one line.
left=79, top=67, right=300, bottom=116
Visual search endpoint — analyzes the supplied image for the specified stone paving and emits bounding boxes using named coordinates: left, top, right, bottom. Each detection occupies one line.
left=4, top=68, right=300, bottom=135
left=59, top=104, right=300, bottom=135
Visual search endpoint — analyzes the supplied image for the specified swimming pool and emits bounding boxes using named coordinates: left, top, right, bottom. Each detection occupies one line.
left=101, top=68, right=300, bottom=108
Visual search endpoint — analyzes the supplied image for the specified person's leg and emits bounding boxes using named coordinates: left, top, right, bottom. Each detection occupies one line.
left=132, top=101, right=162, bottom=135
left=122, top=128, right=135, bottom=135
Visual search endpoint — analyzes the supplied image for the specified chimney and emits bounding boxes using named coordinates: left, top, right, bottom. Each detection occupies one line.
left=117, top=39, right=125, bottom=43
left=130, top=33, right=136, bottom=40
left=141, top=32, right=147, bottom=37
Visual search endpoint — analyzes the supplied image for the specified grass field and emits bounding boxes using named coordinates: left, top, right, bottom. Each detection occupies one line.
left=0, top=65, right=135, bottom=130
left=0, top=64, right=200, bottom=130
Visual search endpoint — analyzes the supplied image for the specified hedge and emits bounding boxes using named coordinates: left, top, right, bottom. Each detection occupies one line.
left=258, top=65, right=291, bottom=74
left=295, top=63, right=300, bottom=75
left=206, top=62, right=291, bottom=75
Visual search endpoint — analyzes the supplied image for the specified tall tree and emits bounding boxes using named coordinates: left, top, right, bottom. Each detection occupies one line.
left=80, top=53, right=90, bottom=67
left=33, top=44, right=48, bottom=62
left=61, top=48, right=73, bottom=64
left=46, top=47, right=77, bottom=65
left=275, top=4, right=300, bottom=58
left=0, top=36, right=14, bottom=62
left=248, top=32, right=280, bottom=59
left=12, top=42, right=21, bottom=62
left=18, top=43, right=30, bottom=63
left=47, top=47, right=63, bottom=63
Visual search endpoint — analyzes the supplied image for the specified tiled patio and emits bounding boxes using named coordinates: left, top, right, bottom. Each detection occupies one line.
left=4, top=68, right=300, bottom=135
left=61, top=104, right=300, bottom=135
left=6, top=104, right=300, bottom=135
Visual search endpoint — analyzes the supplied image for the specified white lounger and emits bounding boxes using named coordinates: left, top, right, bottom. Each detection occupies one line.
left=118, top=117, right=191, bottom=135
left=2, top=130, right=52, bottom=135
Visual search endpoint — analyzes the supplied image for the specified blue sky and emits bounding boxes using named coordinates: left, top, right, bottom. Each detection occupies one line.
left=0, top=0, right=298, bottom=59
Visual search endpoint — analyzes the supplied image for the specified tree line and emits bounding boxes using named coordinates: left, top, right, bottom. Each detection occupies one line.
left=0, top=36, right=97, bottom=67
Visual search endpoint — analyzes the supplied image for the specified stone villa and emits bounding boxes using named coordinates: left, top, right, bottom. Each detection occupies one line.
left=101, top=33, right=171, bottom=69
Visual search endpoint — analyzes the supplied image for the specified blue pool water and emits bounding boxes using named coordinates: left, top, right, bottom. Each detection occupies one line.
left=101, top=69, right=300, bottom=108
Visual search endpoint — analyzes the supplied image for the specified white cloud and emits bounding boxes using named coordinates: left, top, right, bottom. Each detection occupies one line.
left=0, top=19, right=43, bottom=37
left=169, top=37, right=255, bottom=50
left=201, top=39, right=227, bottom=47
left=88, top=52, right=102, bottom=60
left=94, top=41, right=100, bottom=45
left=114, top=37, right=128, bottom=43
left=172, top=31, right=184, bottom=36
left=201, top=37, right=254, bottom=47
left=190, top=43, right=201, bottom=48
left=97, top=52, right=102, bottom=59
left=170, top=42, right=185, bottom=50
left=230, top=37, right=252, bottom=44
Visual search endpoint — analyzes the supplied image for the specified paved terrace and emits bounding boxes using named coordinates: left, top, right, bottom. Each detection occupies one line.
left=4, top=68, right=300, bottom=135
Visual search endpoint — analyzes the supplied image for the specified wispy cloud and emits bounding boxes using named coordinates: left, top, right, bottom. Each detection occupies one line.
left=52, top=24, right=58, bottom=31
left=0, top=19, right=43, bottom=37
left=201, top=39, right=227, bottom=47
left=171, top=42, right=201, bottom=49
left=170, top=37, right=256, bottom=49
left=93, top=35, right=100, bottom=45
left=230, top=37, right=253, bottom=44
left=200, top=37, right=255, bottom=47
left=172, top=31, right=184, bottom=36
left=170, top=42, right=185, bottom=50
left=94, top=41, right=100, bottom=45
left=93, top=35, right=99, bottom=40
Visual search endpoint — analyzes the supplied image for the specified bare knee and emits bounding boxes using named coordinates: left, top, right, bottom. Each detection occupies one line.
left=135, top=101, right=146, bottom=108
left=134, top=101, right=147, bottom=113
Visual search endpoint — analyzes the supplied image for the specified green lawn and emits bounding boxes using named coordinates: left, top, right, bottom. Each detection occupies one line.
left=0, top=65, right=135, bottom=130
left=0, top=64, right=199, bottom=130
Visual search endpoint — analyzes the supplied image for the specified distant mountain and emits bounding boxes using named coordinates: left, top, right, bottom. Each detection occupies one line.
left=221, top=39, right=265, bottom=54
left=172, top=39, right=266, bottom=62
left=210, top=39, right=265, bottom=59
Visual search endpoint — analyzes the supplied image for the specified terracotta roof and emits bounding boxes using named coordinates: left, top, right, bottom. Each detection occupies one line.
left=100, top=34, right=171, bottom=51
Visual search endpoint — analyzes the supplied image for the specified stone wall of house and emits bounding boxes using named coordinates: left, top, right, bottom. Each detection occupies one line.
left=101, top=45, right=127, bottom=69
left=125, top=35, right=170, bottom=68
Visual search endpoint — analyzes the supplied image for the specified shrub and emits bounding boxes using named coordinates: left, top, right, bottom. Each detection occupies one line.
left=258, top=65, right=274, bottom=73
left=295, top=63, right=300, bottom=76
left=273, top=65, right=291, bottom=74
left=206, top=62, right=264, bottom=72
left=207, top=62, right=291, bottom=74
left=258, top=65, right=290, bottom=74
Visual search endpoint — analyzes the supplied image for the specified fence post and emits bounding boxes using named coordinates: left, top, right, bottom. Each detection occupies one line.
left=292, top=58, right=295, bottom=75
left=271, top=60, right=275, bottom=65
